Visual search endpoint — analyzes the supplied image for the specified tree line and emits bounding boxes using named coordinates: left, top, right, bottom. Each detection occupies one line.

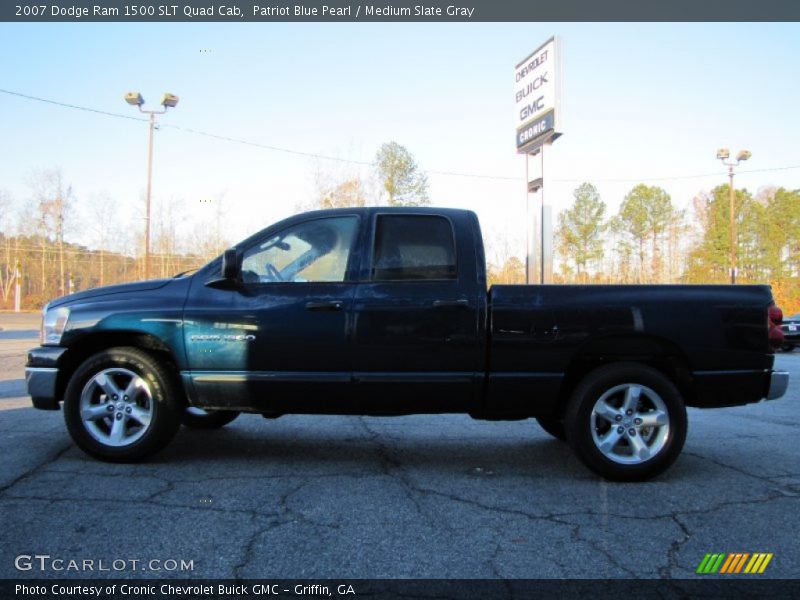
left=554, top=181, right=800, bottom=314
left=2, top=144, right=798, bottom=315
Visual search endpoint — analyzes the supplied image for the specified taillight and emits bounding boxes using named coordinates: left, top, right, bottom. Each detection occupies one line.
left=768, top=303, right=783, bottom=353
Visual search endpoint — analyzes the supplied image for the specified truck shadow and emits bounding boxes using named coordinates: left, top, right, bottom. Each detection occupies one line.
left=160, top=420, right=682, bottom=482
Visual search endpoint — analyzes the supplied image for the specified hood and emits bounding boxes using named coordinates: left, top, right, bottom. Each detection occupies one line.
left=47, top=278, right=173, bottom=308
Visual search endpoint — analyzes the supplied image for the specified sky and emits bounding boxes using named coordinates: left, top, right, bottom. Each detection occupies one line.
left=1, top=22, right=799, bottom=264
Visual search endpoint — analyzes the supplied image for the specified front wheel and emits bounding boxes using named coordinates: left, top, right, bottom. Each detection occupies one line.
left=63, top=347, right=182, bottom=462
left=564, top=363, right=687, bottom=481
left=181, top=407, right=240, bottom=429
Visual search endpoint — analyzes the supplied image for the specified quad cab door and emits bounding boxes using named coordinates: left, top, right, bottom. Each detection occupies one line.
left=183, top=214, right=362, bottom=413
left=351, top=213, right=483, bottom=413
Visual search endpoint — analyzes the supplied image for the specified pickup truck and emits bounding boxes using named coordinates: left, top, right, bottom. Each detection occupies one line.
left=26, top=207, right=789, bottom=480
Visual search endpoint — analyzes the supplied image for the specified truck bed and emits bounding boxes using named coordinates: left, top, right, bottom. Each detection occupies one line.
left=484, top=284, right=775, bottom=417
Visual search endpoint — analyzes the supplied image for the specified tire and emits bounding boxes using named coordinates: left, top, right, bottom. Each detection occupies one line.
left=63, top=347, right=182, bottom=462
left=536, top=417, right=566, bottom=441
left=782, top=344, right=796, bottom=352
left=564, top=363, right=687, bottom=482
left=181, top=407, right=240, bottom=429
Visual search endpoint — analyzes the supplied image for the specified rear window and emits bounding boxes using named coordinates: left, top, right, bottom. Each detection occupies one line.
left=372, top=215, right=457, bottom=281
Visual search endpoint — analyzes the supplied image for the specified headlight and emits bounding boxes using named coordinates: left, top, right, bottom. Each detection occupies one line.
left=41, top=305, right=70, bottom=345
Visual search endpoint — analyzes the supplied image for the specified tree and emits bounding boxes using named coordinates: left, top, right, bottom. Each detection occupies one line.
left=605, top=217, right=635, bottom=283
left=195, top=193, right=232, bottom=260
left=88, top=193, right=116, bottom=287
left=765, top=187, right=800, bottom=278
left=375, top=141, right=429, bottom=206
left=555, top=182, right=606, bottom=281
left=0, top=190, right=18, bottom=304
left=24, top=168, right=75, bottom=298
left=152, top=195, right=184, bottom=278
left=615, top=184, right=680, bottom=283
left=319, top=178, right=368, bottom=209
left=487, top=255, right=526, bottom=285
left=685, top=184, right=769, bottom=283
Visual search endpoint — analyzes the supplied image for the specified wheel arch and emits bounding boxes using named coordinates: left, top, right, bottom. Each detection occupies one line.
left=56, top=332, right=186, bottom=405
left=555, top=333, right=695, bottom=418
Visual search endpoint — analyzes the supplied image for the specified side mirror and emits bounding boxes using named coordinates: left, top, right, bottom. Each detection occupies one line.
left=221, top=248, right=240, bottom=280
left=206, top=248, right=241, bottom=289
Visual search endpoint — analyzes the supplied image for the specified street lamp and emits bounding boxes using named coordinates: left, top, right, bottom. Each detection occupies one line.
left=124, top=91, right=179, bottom=279
left=716, top=147, right=751, bottom=284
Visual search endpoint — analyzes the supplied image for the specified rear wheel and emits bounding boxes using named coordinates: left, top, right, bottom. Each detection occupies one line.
left=536, top=417, right=566, bottom=441
left=63, top=347, right=181, bottom=462
left=564, top=363, right=687, bottom=481
left=181, top=407, right=240, bottom=429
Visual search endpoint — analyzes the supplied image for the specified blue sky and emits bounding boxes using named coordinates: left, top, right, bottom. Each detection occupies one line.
left=1, top=22, right=799, bottom=261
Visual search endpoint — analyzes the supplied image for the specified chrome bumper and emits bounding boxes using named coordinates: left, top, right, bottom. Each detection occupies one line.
left=767, top=371, right=789, bottom=400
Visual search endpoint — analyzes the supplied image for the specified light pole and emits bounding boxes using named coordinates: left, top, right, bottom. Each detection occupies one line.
left=125, top=91, right=179, bottom=280
left=716, top=148, right=751, bottom=284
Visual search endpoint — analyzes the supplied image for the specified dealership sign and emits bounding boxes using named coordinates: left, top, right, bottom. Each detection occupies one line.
left=515, top=37, right=561, bottom=152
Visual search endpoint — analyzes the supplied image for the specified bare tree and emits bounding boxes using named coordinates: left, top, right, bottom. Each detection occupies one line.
left=311, top=159, right=377, bottom=211
left=191, top=192, right=232, bottom=262
left=0, top=190, right=18, bottom=304
left=484, top=226, right=526, bottom=285
left=152, top=196, right=185, bottom=278
left=88, top=193, right=116, bottom=287
left=319, top=179, right=368, bottom=209
left=26, top=168, right=75, bottom=297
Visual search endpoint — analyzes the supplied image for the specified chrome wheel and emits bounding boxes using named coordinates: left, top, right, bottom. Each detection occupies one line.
left=79, top=367, right=153, bottom=447
left=590, top=383, right=670, bottom=465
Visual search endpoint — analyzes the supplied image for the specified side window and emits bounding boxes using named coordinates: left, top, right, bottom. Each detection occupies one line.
left=241, top=217, right=358, bottom=283
left=372, top=215, right=457, bottom=281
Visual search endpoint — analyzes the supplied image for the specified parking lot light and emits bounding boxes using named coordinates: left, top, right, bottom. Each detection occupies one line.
left=124, top=91, right=178, bottom=279
left=716, top=148, right=751, bottom=285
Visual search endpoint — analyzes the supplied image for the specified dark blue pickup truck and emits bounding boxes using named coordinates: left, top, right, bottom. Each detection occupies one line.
left=26, top=207, right=789, bottom=480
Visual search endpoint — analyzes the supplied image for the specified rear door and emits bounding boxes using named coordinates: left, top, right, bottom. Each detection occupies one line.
left=351, top=213, right=481, bottom=412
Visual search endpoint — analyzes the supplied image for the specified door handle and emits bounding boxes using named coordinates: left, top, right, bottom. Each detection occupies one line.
left=305, top=301, right=344, bottom=312
left=433, top=299, right=469, bottom=309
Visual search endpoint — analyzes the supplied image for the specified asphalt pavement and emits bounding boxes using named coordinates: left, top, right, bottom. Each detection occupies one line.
left=0, top=312, right=798, bottom=580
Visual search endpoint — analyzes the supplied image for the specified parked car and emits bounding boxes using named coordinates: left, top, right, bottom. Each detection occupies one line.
left=26, top=207, right=788, bottom=481
left=781, top=313, right=800, bottom=351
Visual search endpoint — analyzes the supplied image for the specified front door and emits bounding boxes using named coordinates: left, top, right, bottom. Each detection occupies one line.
left=184, top=215, right=361, bottom=413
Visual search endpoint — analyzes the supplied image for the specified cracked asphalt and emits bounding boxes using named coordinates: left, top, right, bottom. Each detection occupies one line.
left=1, top=312, right=798, bottom=580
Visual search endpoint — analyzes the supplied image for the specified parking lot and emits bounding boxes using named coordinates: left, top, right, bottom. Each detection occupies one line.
left=1, top=311, right=798, bottom=579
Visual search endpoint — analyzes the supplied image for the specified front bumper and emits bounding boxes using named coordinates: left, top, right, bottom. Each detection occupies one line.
left=26, top=346, right=68, bottom=410
left=26, top=368, right=60, bottom=409
left=767, top=370, right=789, bottom=400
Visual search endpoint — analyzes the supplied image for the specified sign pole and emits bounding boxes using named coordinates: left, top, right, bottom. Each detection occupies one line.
left=525, top=152, right=530, bottom=284
left=14, top=262, right=21, bottom=312
left=541, top=142, right=553, bottom=284
left=525, top=149, right=543, bottom=285
left=515, top=36, right=561, bottom=286
left=540, top=145, right=545, bottom=284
